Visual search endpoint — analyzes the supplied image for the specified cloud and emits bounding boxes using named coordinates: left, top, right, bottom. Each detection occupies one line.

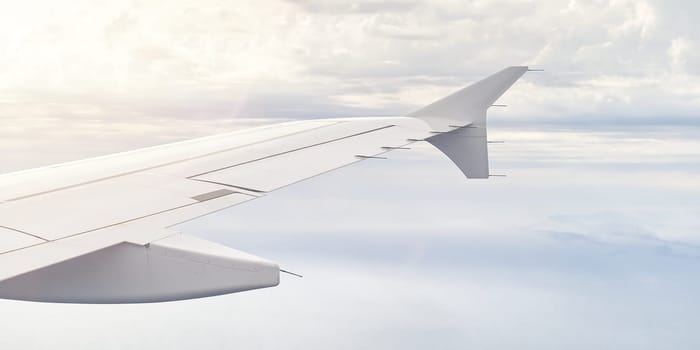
left=287, top=0, right=417, bottom=14
left=1, top=1, right=700, bottom=349
left=2, top=0, right=700, bottom=129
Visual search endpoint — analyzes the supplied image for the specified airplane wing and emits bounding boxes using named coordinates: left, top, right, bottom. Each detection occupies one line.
left=0, top=66, right=529, bottom=303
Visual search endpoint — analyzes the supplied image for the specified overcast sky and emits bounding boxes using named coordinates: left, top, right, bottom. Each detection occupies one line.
left=1, top=1, right=699, bottom=349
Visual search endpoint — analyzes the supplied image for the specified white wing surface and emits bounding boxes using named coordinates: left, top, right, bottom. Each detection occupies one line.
left=0, top=66, right=528, bottom=303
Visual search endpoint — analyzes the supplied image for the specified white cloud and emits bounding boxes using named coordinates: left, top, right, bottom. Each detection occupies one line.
left=1, top=0, right=699, bottom=125
left=1, top=1, right=700, bottom=349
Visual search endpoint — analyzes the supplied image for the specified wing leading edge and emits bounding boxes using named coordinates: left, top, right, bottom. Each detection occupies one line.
left=0, top=66, right=530, bottom=303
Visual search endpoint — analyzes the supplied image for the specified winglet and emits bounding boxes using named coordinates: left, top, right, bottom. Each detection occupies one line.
left=407, top=66, right=528, bottom=131
left=408, top=66, right=529, bottom=178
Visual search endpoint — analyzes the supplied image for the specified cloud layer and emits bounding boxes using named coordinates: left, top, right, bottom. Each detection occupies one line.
left=1, top=1, right=699, bottom=349
left=3, top=0, right=700, bottom=125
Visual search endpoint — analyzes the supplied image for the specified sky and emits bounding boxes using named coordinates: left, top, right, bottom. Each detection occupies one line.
left=1, top=0, right=699, bottom=349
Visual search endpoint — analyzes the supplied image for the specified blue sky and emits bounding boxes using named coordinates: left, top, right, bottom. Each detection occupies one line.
left=1, top=0, right=699, bottom=349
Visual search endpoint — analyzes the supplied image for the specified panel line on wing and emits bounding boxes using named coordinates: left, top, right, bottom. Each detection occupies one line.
left=49, top=192, right=258, bottom=242
left=0, top=225, right=49, bottom=242
left=187, top=179, right=266, bottom=195
left=6, top=121, right=343, bottom=202
left=0, top=241, right=47, bottom=255
left=187, top=125, right=396, bottom=178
